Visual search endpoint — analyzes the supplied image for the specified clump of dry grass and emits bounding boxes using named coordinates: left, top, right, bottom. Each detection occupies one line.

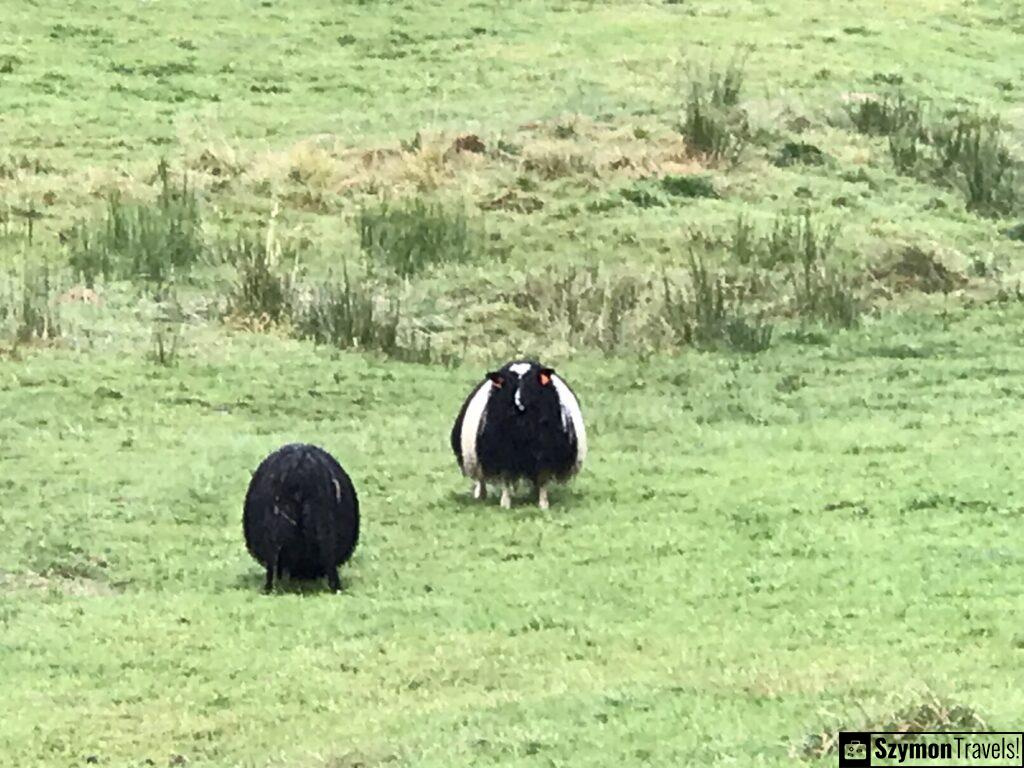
left=520, top=142, right=598, bottom=180
left=242, top=132, right=492, bottom=201
left=797, top=694, right=987, bottom=761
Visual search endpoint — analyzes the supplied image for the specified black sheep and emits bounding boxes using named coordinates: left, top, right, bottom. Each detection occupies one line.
left=451, top=360, right=587, bottom=509
left=242, top=443, right=359, bottom=593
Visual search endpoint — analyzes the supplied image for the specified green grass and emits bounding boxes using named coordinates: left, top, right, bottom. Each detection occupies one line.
left=358, top=197, right=486, bottom=277
left=2, top=0, right=1024, bottom=765
left=6, top=309, right=1024, bottom=767
left=67, top=160, right=204, bottom=288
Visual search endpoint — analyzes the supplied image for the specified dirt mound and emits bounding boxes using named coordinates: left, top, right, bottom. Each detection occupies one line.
left=871, top=247, right=967, bottom=294
left=480, top=190, right=543, bottom=213
left=449, top=134, right=486, bottom=154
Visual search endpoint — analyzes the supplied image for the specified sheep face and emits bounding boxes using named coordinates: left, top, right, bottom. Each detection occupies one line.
left=486, top=362, right=559, bottom=419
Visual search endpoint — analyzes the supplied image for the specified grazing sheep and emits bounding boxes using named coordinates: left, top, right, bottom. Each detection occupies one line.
left=451, top=360, right=587, bottom=509
left=243, top=443, right=359, bottom=593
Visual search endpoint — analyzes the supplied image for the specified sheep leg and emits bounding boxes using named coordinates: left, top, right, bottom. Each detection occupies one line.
left=500, top=484, right=512, bottom=509
left=320, top=541, right=342, bottom=593
left=537, top=484, right=550, bottom=510
left=264, top=555, right=278, bottom=593
left=473, top=480, right=487, bottom=500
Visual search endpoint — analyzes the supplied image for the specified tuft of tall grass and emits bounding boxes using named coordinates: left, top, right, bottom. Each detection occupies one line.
left=790, top=265, right=860, bottom=328
left=845, top=91, right=923, bottom=136
left=223, top=234, right=295, bottom=325
left=68, top=160, right=203, bottom=287
left=731, top=214, right=759, bottom=266
left=691, top=211, right=861, bottom=328
left=0, top=262, right=62, bottom=344
left=768, top=211, right=839, bottom=269
left=512, top=258, right=772, bottom=355
left=678, top=58, right=750, bottom=165
left=512, top=266, right=646, bottom=355
left=774, top=141, right=828, bottom=167
left=780, top=213, right=860, bottom=328
left=508, top=269, right=644, bottom=353
left=294, top=267, right=400, bottom=354
left=358, top=197, right=485, bottom=277
left=296, top=267, right=450, bottom=364
left=661, top=253, right=773, bottom=353
left=931, top=114, right=1019, bottom=217
left=215, top=217, right=448, bottom=363
left=888, top=123, right=927, bottom=175
left=852, top=96, right=1020, bottom=218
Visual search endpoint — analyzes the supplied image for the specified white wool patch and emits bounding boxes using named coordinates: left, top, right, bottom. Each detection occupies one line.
left=551, top=374, right=587, bottom=472
left=508, top=362, right=532, bottom=376
left=459, top=380, right=493, bottom=479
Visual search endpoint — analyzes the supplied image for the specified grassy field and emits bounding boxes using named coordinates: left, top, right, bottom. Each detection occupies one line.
left=2, top=1, right=1024, bottom=766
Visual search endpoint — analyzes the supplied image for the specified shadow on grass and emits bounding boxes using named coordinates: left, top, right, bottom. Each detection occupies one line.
left=233, top=570, right=361, bottom=596
left=443, top=483, right=584, bottom=517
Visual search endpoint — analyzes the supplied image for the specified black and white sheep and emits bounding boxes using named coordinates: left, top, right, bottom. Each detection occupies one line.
left=242, top=443, right=360, bottom=593
left=450, top=360, right=587, bottom=509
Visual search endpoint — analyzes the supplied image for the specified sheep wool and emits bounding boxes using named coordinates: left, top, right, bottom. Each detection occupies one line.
left=242, top=443, right=360, bottom=593
left=451, top=360, right=587, bottom=509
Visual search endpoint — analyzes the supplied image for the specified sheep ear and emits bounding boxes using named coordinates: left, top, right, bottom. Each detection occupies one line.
left=538, top=368, right=555, bottom=386
left=487, top=371, right=504, bottom=388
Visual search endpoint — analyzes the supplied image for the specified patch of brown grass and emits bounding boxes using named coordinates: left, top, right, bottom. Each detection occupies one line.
left=797, top=693, right=988, bottom=761
left=0, top=570, right=118, bottom=597
left=57, top=285, right=103, bottom=306
left=241, top=131, right=497, bottom=198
